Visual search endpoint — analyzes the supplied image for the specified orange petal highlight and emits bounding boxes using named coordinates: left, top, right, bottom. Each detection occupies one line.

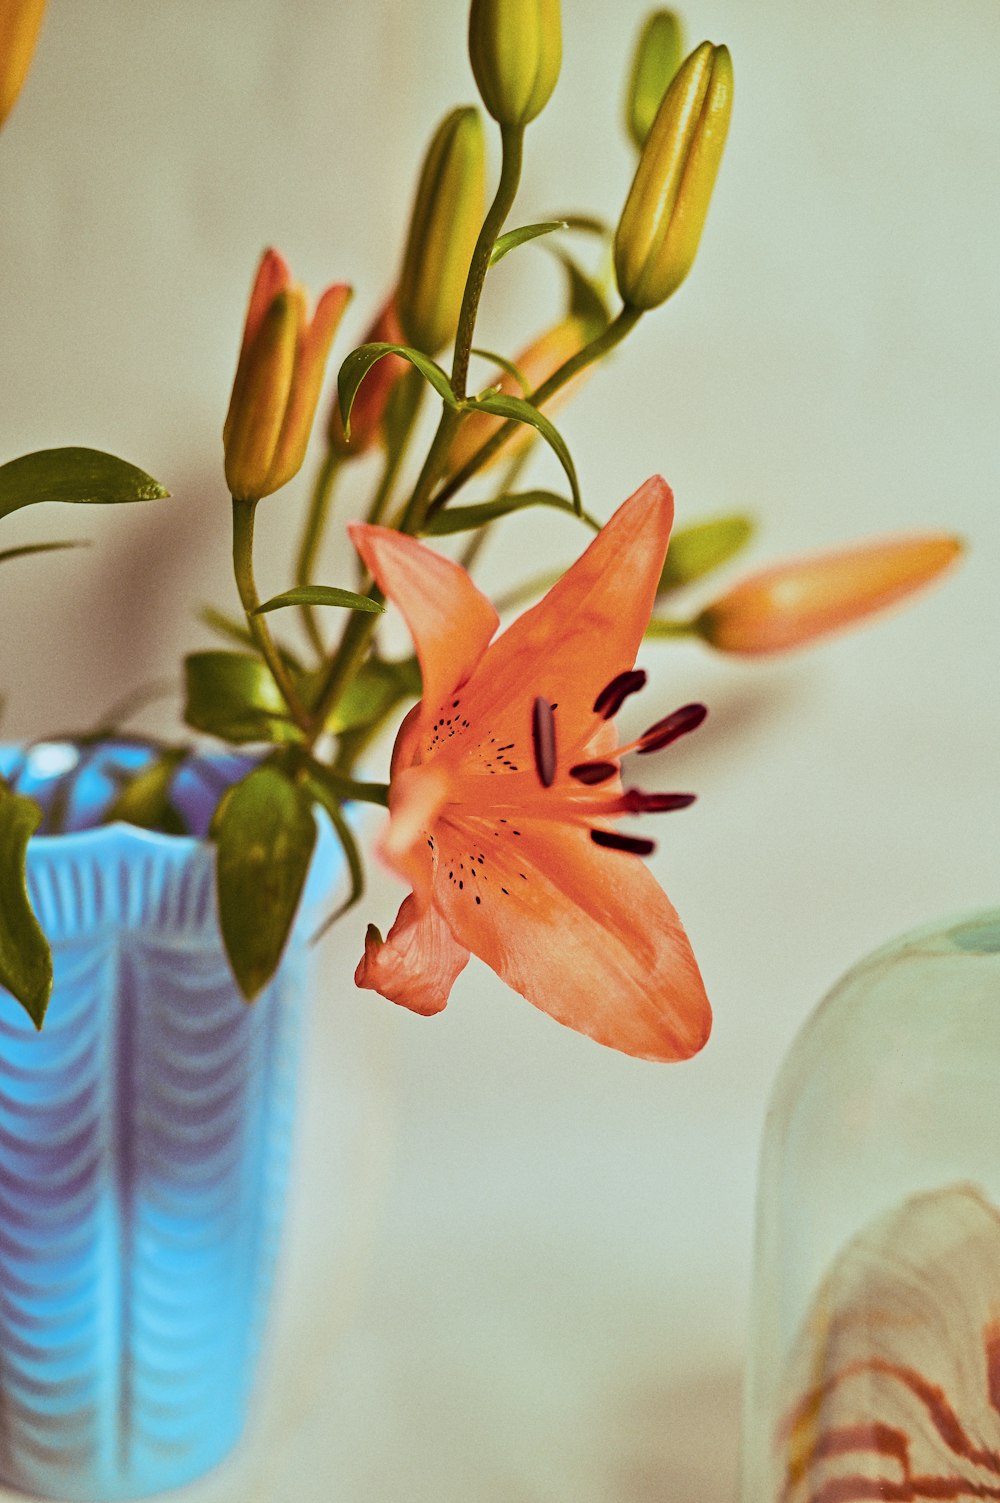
left=0, top=0, right=47, bottom=129
left=355, top=895, right=470, bottom=1017
left=428, top=813, right=711, bottom=1061
left=350, top=522, right=499, bottom=732
left=698, top=533, right=963, bottom=655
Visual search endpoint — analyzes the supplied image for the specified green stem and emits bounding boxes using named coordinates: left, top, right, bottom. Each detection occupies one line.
left=644, top=616, right=699, bottom=639
left=231, top=497, right=312, bottom=733
left=429, top=304, right=644, bottom=516
left=451, top=124, right=524, bottom=400
left=295, top=449, right=343, bottom=659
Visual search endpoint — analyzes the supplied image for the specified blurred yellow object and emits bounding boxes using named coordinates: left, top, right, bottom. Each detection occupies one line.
left=696, top=534, right=963, bottom=654
left=397, top=107, right=486, bottom=356
left=468, top=0, right=562, bottom=127
left=614, top=40, right=732, bottom=310
left=224, top=249, right=350, bottom=502
left=446, top=315, right=590, bottom=475
left=0, top=0, right=46, bottom=128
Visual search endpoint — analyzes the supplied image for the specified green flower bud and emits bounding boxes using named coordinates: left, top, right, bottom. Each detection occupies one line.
left=625, top=10, right=684, bottom=151
left=614, top=41, right=733, bottom=311
left=468, top=0, right=562, bottom=128
left=397, top=107, right=486, bottom=356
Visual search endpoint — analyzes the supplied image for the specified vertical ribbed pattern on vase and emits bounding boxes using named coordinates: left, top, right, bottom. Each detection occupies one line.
left=0, top=826, right=318, bottom=1501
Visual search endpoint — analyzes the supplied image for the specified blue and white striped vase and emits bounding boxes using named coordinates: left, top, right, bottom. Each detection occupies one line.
left=0, top=744, right=341, bottom=1500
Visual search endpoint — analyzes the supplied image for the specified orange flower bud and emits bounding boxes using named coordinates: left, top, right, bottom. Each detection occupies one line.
left=326, top=296, right=407, bottom=457
left=1, top=0, right=46, bottom=128
left=223, top=249, right=350, bottom=502
left=445, top=315, right=590, bottom=476
left=695, top=534, right=963, bottom=655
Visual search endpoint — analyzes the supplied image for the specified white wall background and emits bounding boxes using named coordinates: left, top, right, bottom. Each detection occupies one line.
left=1, top=3, right=997, bottom=1499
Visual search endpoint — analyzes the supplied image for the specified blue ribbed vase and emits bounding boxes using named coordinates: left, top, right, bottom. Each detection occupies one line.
left=0, top=747, right=341, bottom=1500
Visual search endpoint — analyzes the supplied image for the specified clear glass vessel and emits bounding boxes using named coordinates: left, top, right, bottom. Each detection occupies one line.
left=741, top=909, right=1000, bottom=1503
left=0, top=744, right=340, bottom=1501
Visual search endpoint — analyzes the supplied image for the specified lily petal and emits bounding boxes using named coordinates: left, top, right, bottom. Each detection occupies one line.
left=350, top=522, right=500, bottom=733
left=355, top=893, right=470, bottom=1017
left=457, top=475, right=674, bottom=760
left=426, top=811, right=711, bottom=1061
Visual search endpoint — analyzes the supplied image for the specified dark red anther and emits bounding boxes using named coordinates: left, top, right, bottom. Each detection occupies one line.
left=569, top=760, right=618, bottom=785
left=590, top=829, right=656, bottom=857
left=531, top=696, right=557, bottom=788
left=592, top=668, right=647, bottom=720
left=620, top=790, right=697, bottom=814
left=637, top=702, right=708, bottom=755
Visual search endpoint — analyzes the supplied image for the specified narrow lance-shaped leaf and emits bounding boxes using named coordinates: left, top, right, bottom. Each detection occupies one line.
left=489, top=220, right=567, bottom=266
left=214, top=765, right=317, bottom=1001
left=252, top=585, right=385, bottom=617
left=424, top=489, right=597, bottom=536
left=470, top=347, right=530, bottom=393
left=657, top=513, right=755, bottom=591
left=0, top=786, right=52, bottom=1029
left=104, top=750, right=188, bottom=835
left=547, top=246, right=612, bottom=336
left=465, top=392, right=581, bottom=512
left=184, top=651, right=301, bottom=745
left=305, top=769, right=366, bottom=939
left=338, top=343, right=457, bottom=441
left=0, top=540, right=88, bottom=567
left=0, top=448, right=168, bottom=522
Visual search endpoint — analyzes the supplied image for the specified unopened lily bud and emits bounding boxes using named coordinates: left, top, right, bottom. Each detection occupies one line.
left=446, top=315, right=590, bottom=475
left=224, top=248, right=350, bottom=502
left=327, top=296, right=407, bottom=457
left=614, top=40, right=733, bottom=311
left=397, top=107, right=486, bottom=356
left=468, top=0, right=561, bottom=128
left=1, top=0, right=47, bottom=128
left=625, top=10, right=684, bottom=151
left=695, top=534, right=963, bottom=655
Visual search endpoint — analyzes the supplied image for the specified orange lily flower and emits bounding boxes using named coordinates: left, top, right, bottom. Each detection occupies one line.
left=696, top=533, right=962, bottom=655
left=223, top=248, right=350, bottom=501
left=350, top=476, right=712, bottom=1062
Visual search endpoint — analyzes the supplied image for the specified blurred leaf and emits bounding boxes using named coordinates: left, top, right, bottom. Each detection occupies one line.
left=253, top=585, right=384, bottom=617
left=489, top=220, right=567, bottom=266
left=547, top=248, right=611, bottom=337
left=0, top=539, right=88, bottom=567
left=466, top=392, right=581, bottom=512
left=104, top=750, right=188, bottom=834
left=0, top=787, right=51, bottom=1029
left=306, top=769, right=367, bottom=939
left=215, top=766, right=317, bottom=1001
left=184, top=651, right=300, bottom=745
left=0, top=448, right=168, bottom=522
left=338, top=343, right=456, bottom=440
left=424, top=489, right=580, bottom=536
left=658, top=514, right=756, bottom=592
left=324, top=655, right=421, bottom=735
left=470, top=348, right=530, bottom=393
left=198, top=605, right=304, bottom=672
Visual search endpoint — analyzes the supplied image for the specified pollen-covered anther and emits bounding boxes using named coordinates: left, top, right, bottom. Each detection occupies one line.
left=590, top=829, right=656, bottom=857
left=636, top=702, right=707, bottom=754
left=619, top=789, right=696, bottom=814
left=569, top=760, right=618, bottom=785
left=531, top=696, right=557, bottom=788
left=593, top=668, right=647, bottom=719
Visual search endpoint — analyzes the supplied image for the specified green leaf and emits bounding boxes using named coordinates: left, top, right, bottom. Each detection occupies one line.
left=470, top=348, right=530, bottom=393
left=104, top=750, right=188, bottom=835
left=424, top=489, right=580, bottom=535
left=466, top=393, right=581, bottom=513
left=547, top=248, right=611, bottom=337
left=0, top=787, right=52, bottom=1029
left=0, top=539, right=88, bottom=567
left=184, top=651, right=300, bottom=745
left=658, top=514, right=756, bottom=592
left=215, top=766, right=318, bottom=1001
left=489, top=220, right=567, bottom=266
left=338, top=343, right=457, bottom=440
left=198, top=606, right=304, bottom=672
left=322, top=655, right=421, bottom=736
left=0, top=448, right=168, bottom=522
left=548, top=211, right=611, bottom=237
left=253, top=585, right=385, bottom=617
left=305, top=769, right=367, bottom=939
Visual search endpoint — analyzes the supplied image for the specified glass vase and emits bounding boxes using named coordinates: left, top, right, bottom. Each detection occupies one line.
left=0, top=744, right=341, bottom=1501
left=741, top=908, right=1000, bottom=1503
